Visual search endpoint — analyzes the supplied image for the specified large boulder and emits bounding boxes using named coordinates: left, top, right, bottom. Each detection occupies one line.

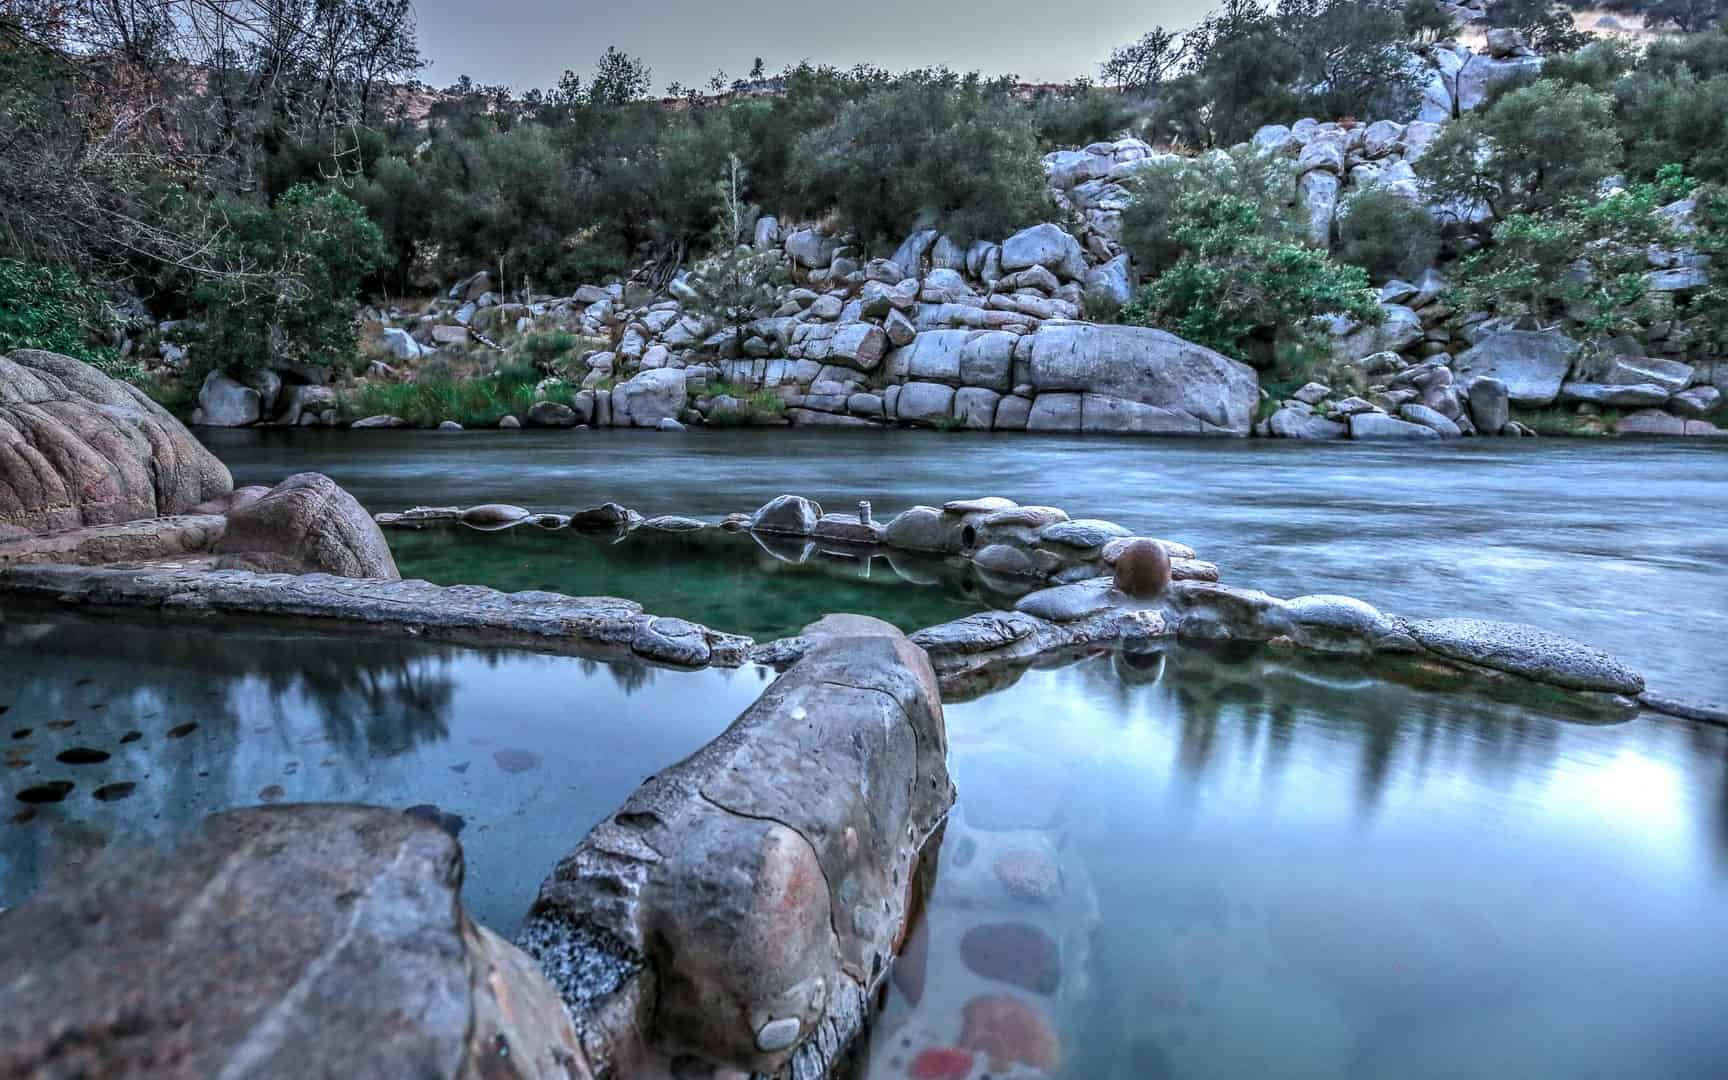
left=1082, top=253, right=1134, bottom=310
left=1298, top=170, right=1341, bottom=248
left=612, top=367, right=688, bottom=428
left=214, top=472, right=399, bottom=579
left=1016, top=323, right=1259, bottom=435
left=999, top=223, right=1088, bottom=282
left=1466, top=376, right=1511, bottom=434
left=1452, top=330, right=1582, bottom=407
left=0, top=349, right=232, bottom=536
left=0, top=804, right=583, bottom=1080
left=884, top=329, right=1017, bottom=391
left=196, top=370, right=261, bottom=427
left=515, top=619, right=951, bottom=1079
left=1455, top=53, right=1544, bottom=113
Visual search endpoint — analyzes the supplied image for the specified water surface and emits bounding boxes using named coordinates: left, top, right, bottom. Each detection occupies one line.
left=0, top=607, right=770, bottom=932
left=870, top=647, right=1728, bottom=1079
left=386, top=525, right=985, bottom=640
left=205, top=428, right=1728, bottom=702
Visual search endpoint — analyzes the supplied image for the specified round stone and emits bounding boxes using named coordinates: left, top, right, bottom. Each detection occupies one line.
left=1112, top=538, right=1171, bottom=599
left=755, top=1016, right=801, bottom=1052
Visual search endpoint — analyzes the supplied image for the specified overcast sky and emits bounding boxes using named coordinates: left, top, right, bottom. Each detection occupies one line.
left=414, top=0, right=1218, bottom=95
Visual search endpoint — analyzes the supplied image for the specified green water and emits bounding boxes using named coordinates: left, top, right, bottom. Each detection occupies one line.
left=387, top=524, right=993, bottom=640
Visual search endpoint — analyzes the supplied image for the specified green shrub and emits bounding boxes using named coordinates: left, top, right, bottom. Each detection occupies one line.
left=341, top=364, right=574, bottom=428
left=1333, top=188, right=1441, bottom=281
left=1120, top=192, right=1381, bottom=364
left=0, top=258, right=118, bottom=365
left=1448, top=166, right=1696, bottom=336
left=1119, top=147, right=1299, bottom=277
left=189, top=185, right=389, bottom=376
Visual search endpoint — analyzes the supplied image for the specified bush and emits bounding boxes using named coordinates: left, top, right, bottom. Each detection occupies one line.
left=1420, top=81, right=1622, bottom=223
left=189, top=185, right=389, bottom=376
left=342, top=364, right=575, bottom=428
left=1028, top=82, right=1135, bottom=148
left=1120, top=192, right=1381, bottom=364
left=1333, top=188, right=1441, bottom=280
left=0, top=258, right=118, bottom=365
left=1448, top=166, right=1696, bottom=336
left=516, top=330, right=584, bottom=368
left=1119, top=147, right=1300, bottom=276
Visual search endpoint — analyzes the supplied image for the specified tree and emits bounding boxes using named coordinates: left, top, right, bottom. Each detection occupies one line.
left=1482, top=0, right=1591, bottom=54
left=789, top=69, right=1047, bottom=247
left=1600, top=0, right=1728, bottom=32
left=1276, top=0, right=1426, bottom=120
left=1101, top=27, right=1187, bottom=93
left=188, top=185, right=389, bottom=375
left=589, top=46, right=651, bottom=106
left=1419, top=80, right=1622, bottom=223
left=1134, top=0, right=1421, bottom=149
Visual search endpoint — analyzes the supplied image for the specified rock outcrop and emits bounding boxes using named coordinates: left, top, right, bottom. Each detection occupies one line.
left=0, top=349, right=232, bottom=535
left=0, top=804, right=585, bottom=1079
left=515, top=616, right=952, bottom=1079
left=214, top=472, right=399, bottom=579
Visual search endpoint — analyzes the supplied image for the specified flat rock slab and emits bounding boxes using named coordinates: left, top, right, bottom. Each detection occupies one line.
left=0, top=804, right=584, bottom=1080
left=0, top=514, right=226, bottom=568
left=0, top=563, right=751, bottom=669
left=1411, top=617, right=1644, bottom=694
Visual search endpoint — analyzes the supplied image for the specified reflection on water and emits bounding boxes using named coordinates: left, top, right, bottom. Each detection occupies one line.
left=0, top=608, right=770, bottom=932
left=867, top=647, right=1728, bottom=1079
left=205, top=427, right=1728, bottom=701
left=387, top=524, right=992, bottom=640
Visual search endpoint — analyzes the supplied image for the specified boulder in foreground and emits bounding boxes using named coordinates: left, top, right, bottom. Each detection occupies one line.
left=515, top=615, right=953, bottom=1078
left=0, top=804, right=585, bottom=1079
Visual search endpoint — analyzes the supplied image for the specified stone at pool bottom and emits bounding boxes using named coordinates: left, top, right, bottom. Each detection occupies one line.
left=0, top=804, right=583, bottom=1079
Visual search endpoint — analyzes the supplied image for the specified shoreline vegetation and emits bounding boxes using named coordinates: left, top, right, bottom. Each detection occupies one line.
left=3, top=2, right=1728, bottom=441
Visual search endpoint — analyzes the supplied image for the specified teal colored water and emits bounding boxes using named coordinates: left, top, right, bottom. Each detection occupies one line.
left=0, top=607, right=771, bottom=933
left=7, top=604, right=1727, bottom=1076
left=386, top=524, right=991, bottom=640
left=868, top=647, right=1728, bottom=1080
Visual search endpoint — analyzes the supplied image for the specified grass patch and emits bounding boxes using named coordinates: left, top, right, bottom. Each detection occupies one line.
left=1513, top=406, right=1620, bottom=436
left=342, top=368, right=578, bottom=428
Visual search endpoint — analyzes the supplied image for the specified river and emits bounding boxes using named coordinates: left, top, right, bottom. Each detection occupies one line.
left=207, top=427, right=1728, bottom=703
left=5, top=429, right=1726, bottom=1078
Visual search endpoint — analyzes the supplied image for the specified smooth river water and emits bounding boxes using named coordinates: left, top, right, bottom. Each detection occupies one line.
left=3, top=429, right=1724, bottom=1079
left=208, top=427, right=1728, bottom=702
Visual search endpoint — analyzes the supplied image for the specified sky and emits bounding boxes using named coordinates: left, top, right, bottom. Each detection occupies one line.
left=413, top=0, right=1218, bottom=96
